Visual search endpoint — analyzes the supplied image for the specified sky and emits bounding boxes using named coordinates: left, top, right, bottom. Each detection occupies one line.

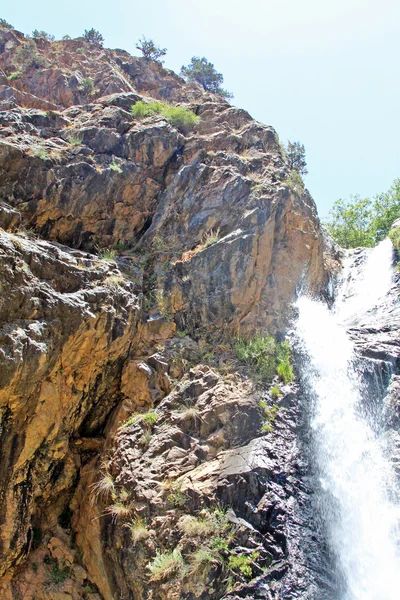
left=3, top=0, right=400, bottom=218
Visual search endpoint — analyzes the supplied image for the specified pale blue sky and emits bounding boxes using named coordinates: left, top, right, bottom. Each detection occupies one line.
left=3, top=0, right=400, bottom=217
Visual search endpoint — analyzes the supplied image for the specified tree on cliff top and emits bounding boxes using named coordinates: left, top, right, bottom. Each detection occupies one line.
left=83, top=28, right=104, bottom=46
left=0, top=18, right=13, bottom=28
left=180, top=57, right=233, bottom=100
left=285, top=141, right=308, bottom=176
left=32, top=29, right=55, bottom=42
left=136, top=36, right=167, bottom=63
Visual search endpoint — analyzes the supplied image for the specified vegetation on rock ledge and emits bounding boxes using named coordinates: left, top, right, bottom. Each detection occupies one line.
left=131, top=100, right=199, bottom=132
left=235, top=334, right=294, bottom=383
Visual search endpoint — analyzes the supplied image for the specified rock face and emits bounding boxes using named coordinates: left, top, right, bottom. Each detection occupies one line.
left=0, top=24, right=337, bottom=600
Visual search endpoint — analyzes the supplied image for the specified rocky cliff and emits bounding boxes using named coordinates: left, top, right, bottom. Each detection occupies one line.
left=0, top=26, right=335, bottom=600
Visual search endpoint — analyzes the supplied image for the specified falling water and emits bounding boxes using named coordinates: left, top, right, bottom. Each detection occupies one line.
left=295, top=239, right=400, bottom=599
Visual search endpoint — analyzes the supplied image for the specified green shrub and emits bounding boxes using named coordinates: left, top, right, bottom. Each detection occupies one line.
left=62, top=35, right=71, bottom=40
left=270, top=384, right=282, bottom=400
left=67, top=133, right=83, bottom=146
left=167, top=483, right=187, bottom=508
left=76, top=47, right=85, bottom=55
left=80, top=77, right=95, bottom=95
left=259, top=401, right=278, bottom=434
left=148, top=548, right=184, bottom=581
left=276, top=340, right=294, bottom=384
left=228, top=554, right=252, bottom=578
left=7, top=70, right=23, bottom=81
left=49, top=561, right=70, bottom=584
left=96, top=246, right=117, bottom=261
left=32, top=147, right=48, bottom=160
left=110, top=160, right=122, bottom=173
left=179, top=507, right=230, bottom=538
left=130, top=100, right=199, bottom=133
left=235, top=334, right=277, bottom=380
left=142, top=411, right=158, bottom=425
left=389, top=226, right=400, bottom=249
left=189, top=548, right=216, bottom=572
left=15, top=39, right=47, bottom=70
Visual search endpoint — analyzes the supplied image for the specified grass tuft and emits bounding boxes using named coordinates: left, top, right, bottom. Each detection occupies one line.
left=131, top=100, right=199, bottom=133
left=148, top=548, right=184, bottom=581
left=127, top=518, right=150, bottom=544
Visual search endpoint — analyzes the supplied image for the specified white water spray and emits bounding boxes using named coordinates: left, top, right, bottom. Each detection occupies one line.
left=295, top=240, right=400, bottom=599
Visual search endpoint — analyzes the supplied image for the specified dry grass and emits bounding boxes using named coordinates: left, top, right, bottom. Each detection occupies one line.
left=91, top=472, right=115, bottom=503
left=103, top=501, right=132, bottom=523
left=177, top=405, right=201, bottom=422
left=103, top=274, right=125, bottom=288
left=177, top=228, right=220, bottom=264
left=127, top=518, right=150, bottom=544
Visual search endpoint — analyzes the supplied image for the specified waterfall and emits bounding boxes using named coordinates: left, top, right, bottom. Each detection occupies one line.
left=295, top=239, right=400, bottom=600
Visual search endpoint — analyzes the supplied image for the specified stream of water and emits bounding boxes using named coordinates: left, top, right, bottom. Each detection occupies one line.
left=295, top=239, right=400, bottom=599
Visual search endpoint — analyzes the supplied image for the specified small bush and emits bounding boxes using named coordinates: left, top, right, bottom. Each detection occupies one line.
left=7, top=70, right=23, bottom=81
left=15, top=39, right=47, bottom=70
left=50, top=561, right=70, bottom=584
left=67, top=133, right=83, bottom=146
left=148, top=548, right=184, bottom=581
left=96, top=246, right=117, bottom=262
left=110, top=160, right=122, bottom=173
left=389, top=226, right=400, bottom=250
left=140, top=429, right=153, bottom=447
left=166, top=483, right=187, bottom=507
left=235, top=334, right=277, bottom=381
left=32, top=147, right=48, bottom=160
left=189, top=548, right=216, bottom=573
left=83, top=28, right=104, bottom=46
left=270, top=384, right=282, bottom=400
left=277, top=360, right=294, bottom=384
left=235, top=334, right=294, bottom=383
left=80, top=77, right=95, bottom=96
left=179, top=507, right=230, bottom=538
left=76, top=47, right=85, bottom=55
left=276, top=340, right=294, bottom=384
left=121, top=413, right=141, bottom=428
left=142, top=411, right=158, bottom=426
left=62, top=35, right=71, bottom=40
left=130, top=100, right=199, bottom=133
left=228, top=554, right=252, bottom=578
left=259, top=401, right=278, bottom=434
